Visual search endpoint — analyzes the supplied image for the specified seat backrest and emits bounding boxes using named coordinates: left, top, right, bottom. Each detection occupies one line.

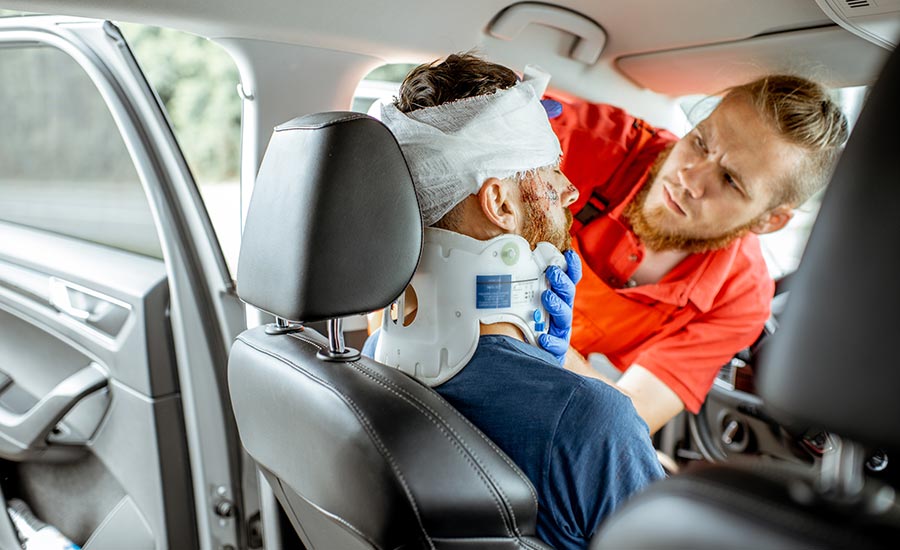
left=757, top=43, right=900, bottom=451
left=229, top=112, right=550, bottom=549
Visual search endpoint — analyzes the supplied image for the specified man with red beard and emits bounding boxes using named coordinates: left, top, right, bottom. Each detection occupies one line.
left=365, top=54, right=665, bottom=550
left=547, top=77, right=849, bottom=433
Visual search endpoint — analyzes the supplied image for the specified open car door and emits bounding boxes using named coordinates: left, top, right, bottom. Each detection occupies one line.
left=0, top=15, right=250, bottom=549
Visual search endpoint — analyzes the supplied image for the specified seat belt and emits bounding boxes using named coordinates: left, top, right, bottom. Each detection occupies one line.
left=571, top=118, right=659, bottom=233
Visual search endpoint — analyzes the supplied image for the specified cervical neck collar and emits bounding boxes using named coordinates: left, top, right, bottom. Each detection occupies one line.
left=375, top=227, right=566, bottom=386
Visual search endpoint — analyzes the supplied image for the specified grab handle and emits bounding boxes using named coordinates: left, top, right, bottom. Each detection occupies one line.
left=0, top=363, right=108, bottom=461
left=489, top=2, right=607, bottom=65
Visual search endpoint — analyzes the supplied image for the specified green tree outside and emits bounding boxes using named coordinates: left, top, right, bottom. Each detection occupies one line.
left=120, top=23, right=241, bottom=183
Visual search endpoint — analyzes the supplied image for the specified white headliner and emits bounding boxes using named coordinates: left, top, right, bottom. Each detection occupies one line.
left=1, top=1, right=831, bottom=58
left=6, top=0, right=874, bottom=96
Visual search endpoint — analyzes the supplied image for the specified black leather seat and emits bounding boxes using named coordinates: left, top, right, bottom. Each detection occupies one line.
left=228, top=112, right=551, bottom=549
left=591, top=45, right=900, bottom=549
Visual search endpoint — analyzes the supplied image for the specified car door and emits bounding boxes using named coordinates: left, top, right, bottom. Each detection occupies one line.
left=0, top=15, right=250, bottom=550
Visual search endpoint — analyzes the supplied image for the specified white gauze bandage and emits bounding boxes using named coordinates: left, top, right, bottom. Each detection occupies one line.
left=380, top=68, right=562, bottom=226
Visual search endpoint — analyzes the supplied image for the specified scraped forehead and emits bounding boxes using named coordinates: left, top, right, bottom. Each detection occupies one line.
left=380, top=78, right=562, bottom=227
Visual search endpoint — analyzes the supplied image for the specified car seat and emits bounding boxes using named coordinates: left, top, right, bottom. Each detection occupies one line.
left=227, top=112, right=552, bottom=549
left=590, top=45, right=900, bottom=549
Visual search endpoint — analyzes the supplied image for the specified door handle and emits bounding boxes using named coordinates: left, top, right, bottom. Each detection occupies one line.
left=0, top=363, right=108, bottom=461
left=49, top=277, right=93, bottom=321
left=48, top=277, right=131, bottom=330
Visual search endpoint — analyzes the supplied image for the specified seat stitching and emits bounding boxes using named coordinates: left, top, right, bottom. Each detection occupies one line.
left=239, top=333, right=542, bottom=546
left=520, top=536, right=544, bottom=550
left=291, top=330, right=535, bottom=534
left=288, top=330, right=537, bottom=508
left=234, top=336, right=434, bottom=549
left=355, top=360, right=539, bottom=511
left=323, top=113, right=369, bottom=125
left=429, top=536, right=548, bottom=548
left=344, top=361, right=515, bottom=538
left=272, top=476, right=382, bottom=549
left=297, top=331, right=541, bottom=540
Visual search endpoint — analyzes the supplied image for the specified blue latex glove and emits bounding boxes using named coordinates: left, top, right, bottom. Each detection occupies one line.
left=539, top=249, right=583, bottom=364
left=540, top=98, right=563, bottom=119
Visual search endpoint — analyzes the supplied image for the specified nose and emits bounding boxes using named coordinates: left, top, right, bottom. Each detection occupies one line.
left=560, top=174, right=579, bottom=207
left=677, top=161, right=712, bottom=199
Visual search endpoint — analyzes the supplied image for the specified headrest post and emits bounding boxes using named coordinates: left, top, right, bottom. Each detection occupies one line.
left=315, top=318, right=361, bottom=362
left=329, top=318, right=345, bottom=353
left=265, top=316, right=304, bottom=336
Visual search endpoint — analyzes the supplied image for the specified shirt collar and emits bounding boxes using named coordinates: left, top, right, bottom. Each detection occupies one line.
left=597, top=173, right=757, bottom=313
left=617, top=236, right=751, bottom=312
left=608, top=186, right=755, bottom=312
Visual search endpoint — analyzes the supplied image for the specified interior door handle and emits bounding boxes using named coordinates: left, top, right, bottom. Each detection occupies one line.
left=488, top=2, right=607, bottom=65
left=0, top=363, right=108, bottom=461
left=48, top=277, right=132, bottom=330
left=49, top=277, right=97, bottom=321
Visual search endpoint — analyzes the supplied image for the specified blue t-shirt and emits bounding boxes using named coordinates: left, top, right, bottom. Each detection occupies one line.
left=362, top=333, right=664, bottom=550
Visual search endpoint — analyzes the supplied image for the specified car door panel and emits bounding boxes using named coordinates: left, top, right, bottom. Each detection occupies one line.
left=0, top=16, right=247, bottom=549
left=0, top=223, right=196, bottom=547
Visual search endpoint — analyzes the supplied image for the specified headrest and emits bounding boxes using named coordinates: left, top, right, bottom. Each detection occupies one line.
left=759, top=47, right=900, bottom=450
left=236, top=112, right=422, bottom=323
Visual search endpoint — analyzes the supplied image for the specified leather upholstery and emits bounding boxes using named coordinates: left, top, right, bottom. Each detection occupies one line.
left=592, top=462, right=898, bottom=550
left=759, top=44, right=900, bottom=450
left=229, top=112, right=550, bottom=548
left=236, top=112, right=422, bottom=323
left=230, top=327, right=550, bottom=549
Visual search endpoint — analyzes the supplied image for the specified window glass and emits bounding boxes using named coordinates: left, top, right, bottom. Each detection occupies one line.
left=0, top=44, right=163, bottom=258
left=351, top=63, right=416, bottom=114
left=120, top=23, right=242, bottom=275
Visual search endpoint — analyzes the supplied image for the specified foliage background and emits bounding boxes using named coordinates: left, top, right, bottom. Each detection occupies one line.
left=120, top=23, right=241, bottom=183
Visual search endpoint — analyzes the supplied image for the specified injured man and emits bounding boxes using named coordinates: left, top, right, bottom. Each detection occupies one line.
left=361, top=53, right=664, bottom=550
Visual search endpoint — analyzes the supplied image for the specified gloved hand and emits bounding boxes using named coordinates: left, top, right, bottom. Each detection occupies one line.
left=538, top=249, right=582, bottom=365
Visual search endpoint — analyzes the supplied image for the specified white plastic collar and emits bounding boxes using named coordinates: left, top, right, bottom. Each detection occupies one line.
left=375, top=228, right=566, bottom=386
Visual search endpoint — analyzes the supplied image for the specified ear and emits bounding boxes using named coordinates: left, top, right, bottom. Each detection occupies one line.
left=478, top=177, right=519, bottom=232
left=750, top=204, right=794, bottom=235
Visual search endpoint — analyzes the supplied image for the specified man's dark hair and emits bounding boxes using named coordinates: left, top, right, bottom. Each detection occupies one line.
left=395, top=53, right=519, bottom=230
left=394, top=53, right=518, bottom=114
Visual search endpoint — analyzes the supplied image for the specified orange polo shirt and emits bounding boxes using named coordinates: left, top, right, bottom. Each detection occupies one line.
left=550, top=98, right=773, bottom=413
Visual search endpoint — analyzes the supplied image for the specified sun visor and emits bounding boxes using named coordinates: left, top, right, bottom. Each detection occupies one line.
left=617, top=25, right=890, bottom=96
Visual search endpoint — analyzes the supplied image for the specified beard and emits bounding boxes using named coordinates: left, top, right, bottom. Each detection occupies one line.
left=624, top=147, right=756, bottom=254
left=520, top=196, right=574, bottom=252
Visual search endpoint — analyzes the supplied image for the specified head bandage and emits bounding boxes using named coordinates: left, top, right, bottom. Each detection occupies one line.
left=375, top=227, right=567, bottom=386
left=381, top=67, right=562, bottom=226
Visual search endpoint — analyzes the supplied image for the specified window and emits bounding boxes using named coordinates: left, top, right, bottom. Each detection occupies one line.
left=0, top=44, right=162, bottom=258
left=120, top=23, right=242, bottom=274
left=757, top=86, right=867, bottom=277
left=351, top=63, right=416, bottom=114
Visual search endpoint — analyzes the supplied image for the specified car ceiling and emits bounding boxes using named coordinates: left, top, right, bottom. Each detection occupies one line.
left=3, top=0, right=890, bottom=98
